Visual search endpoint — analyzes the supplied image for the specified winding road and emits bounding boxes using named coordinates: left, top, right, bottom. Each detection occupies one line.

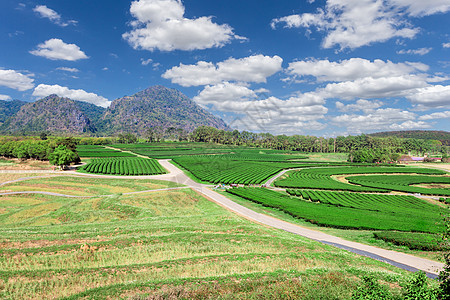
left=0, top=159, right=445, bottom=278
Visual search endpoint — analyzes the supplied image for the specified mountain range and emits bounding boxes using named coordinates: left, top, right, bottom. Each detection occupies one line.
left=0, top=86, right=229, bottom=136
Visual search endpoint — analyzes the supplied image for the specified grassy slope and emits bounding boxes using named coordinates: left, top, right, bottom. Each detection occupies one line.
left=0, top=176, right=413, bottom=299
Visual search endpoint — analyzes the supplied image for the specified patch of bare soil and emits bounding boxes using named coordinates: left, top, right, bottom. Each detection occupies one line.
left=413, top=184, right=450, bottom=189
left=0, top=158, right=52, bottom=170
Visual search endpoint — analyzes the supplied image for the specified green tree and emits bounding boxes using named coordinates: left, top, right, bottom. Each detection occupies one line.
left=48, top=145, right=79, bottom=169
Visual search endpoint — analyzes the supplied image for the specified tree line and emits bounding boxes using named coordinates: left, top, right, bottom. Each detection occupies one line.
left=190, top=126, right=448, bottom=158
left=0, top=136, right=80, bottom=168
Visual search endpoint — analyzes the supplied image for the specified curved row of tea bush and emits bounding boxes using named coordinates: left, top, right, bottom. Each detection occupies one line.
left=76, top=145, right=135, bottom=158
left=285, top=189, right=432, bottom=212
left=80, top=157, right=166, bottom=175
left=373, top=231, right=447, bottom=251
left=274, top=166, right=445, bottom=192
left=227, top=187, right=443, bottom=233
left=171, top=155, right=339, bottom=184
left=346, top=175, right=450, bottom=196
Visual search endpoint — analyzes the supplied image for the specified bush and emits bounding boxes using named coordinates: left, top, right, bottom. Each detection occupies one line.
left=352, top=276, right=393, bottom=300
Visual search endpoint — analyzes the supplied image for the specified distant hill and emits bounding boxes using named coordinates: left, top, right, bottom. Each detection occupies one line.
left=369, top=130, right=450, bottom=145
left=0, top=95, right=105, bottom=135
left=0, top=86, right=229, bottom=136
left=0, top=99, right=27, bottom=125
left=100, top=85, right=229, bottom=135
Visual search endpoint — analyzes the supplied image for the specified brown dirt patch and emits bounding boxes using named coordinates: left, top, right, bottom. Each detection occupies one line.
left=413, top=183, right=450, bottom=189
left=0, top=158, right=52, bottom=170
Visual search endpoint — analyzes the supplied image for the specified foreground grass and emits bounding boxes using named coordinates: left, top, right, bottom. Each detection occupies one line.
left=0, top=178, right=413, bottom=299
left=0, top=176, right=182, bottom=196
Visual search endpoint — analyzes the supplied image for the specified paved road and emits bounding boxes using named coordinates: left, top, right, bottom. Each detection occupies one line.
left=1, top=159, right=445, bottom=277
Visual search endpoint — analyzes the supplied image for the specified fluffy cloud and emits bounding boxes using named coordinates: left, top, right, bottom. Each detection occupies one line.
left=33, top=5, right=77, bottom=27
left=321, top=75, right=428, bottom=100
left=123, top=0, right=244, bottom=51
left=443, top=42, right=450, bottom=48
left=287, top=58, right=427, bottom=82
left=335, top=99, right=384, bottom=113
left=193, top=82, right=327, bottom=134
left=163, top=55, right=283, bottom=86
left=419, top=111, right=450, bottom=120
left=30, top=39, right=88, bottom=61
left=0, top=69, right=35, bottom=91
left=32, top=84, right=110, bottom=108
left=406, top=85, right=450, bottom=107
left=271, top=0, right=418, bottom=50
left=397, top=47, right=432, bottom=55
left=0, top=94, right=12, bottom=101
left=332, top=108, right=430, bottom=134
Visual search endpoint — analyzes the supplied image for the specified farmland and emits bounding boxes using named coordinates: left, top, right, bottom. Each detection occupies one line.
left=274, top=166, right=446, bottom=192
left=80, top=157, right=167, bottom=176
left=227, top=187, right=444, bottom=233
left=76, top=145, right=135, bottom=158
left=0, top=176, right=412, bottom=299
left=347, top=174, right=450, bottom=196
left=0, top=141, right=448, bottom=298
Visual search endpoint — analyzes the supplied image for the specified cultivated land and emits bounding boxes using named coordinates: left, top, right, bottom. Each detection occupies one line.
left=0, top=142, right=448, bottom=298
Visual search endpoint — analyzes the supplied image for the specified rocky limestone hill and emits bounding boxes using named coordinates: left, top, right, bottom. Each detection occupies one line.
left=0, top=95, right=105, bottom=134
left=100, top=85, right=229, bottom=135
left=0, top=99, right=27, bottom=125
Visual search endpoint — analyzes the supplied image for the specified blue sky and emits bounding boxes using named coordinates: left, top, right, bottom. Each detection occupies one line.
left=0, top=0, right=449, bottom=136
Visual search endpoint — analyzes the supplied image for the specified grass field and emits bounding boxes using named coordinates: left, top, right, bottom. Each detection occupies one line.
left=0, top=176, right=181, bottom=196
left=0, top=176, right=414, bottom=299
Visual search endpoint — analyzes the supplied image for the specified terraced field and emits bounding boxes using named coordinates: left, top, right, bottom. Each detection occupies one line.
left=0, top=176, right=411, bottom=299
left=274, top=166, right=446, bottom=192
left=80, top=157, right=167, bottom=175
left=347, top=174, right=450, bottom=196
left=227, top=187, right=444, bottom=233
left=76, top=145, right=135, bottom=158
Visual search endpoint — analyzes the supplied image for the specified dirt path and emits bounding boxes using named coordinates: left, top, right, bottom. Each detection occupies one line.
left=1, top=159, right=445, bottom=277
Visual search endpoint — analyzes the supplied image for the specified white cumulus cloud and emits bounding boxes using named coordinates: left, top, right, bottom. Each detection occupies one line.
left=407, top=85, right=450, bottom=108
left=123, top=0, right=244, bottom=51
left=193, top=82, right=327, bottom=134
left=335, top=99, right=384, bottom=113
left=33, top=5, right=77, bottom=27
left=320, top=75, right=428, bottom=100
left=332, top=108, right=430, bottom=134
left=271, top=0, right=419, bottom=50
left=32, top=84, right=110, bottom=108
left=0, top=94, right=12, bottom=101
left=0, top=69, right=35, bottom=91
left=419, top=111, right=450, bottom=120
left=30, top=39, right=88, bottom=61
left=163, top=55, right=283, bottom=86
left=287, top=58, right=427, bottom=82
